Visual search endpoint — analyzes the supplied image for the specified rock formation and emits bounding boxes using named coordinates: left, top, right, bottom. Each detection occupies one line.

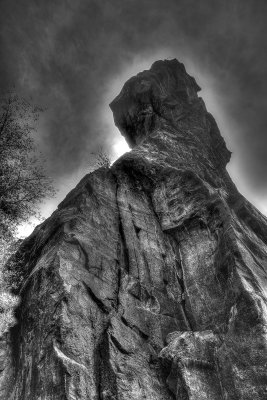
left=1, top=59, right=267, bottom=399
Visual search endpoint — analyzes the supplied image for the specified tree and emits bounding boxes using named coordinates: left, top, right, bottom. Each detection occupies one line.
left=0, top=92, right=55, bottom=335
left=90, top=147, right=111, bottom=169
left=0, top=92, right=55, bottom=240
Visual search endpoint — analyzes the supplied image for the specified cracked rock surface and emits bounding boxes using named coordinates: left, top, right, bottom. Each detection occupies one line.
left=2, top=59, right=267, bottom=399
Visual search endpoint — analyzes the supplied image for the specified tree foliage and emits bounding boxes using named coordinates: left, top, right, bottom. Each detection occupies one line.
left=91, top=147, right=111, bottom=169
left=0, top=92, right=56, bottom=335
left=0, top=92, right=55, bottom=240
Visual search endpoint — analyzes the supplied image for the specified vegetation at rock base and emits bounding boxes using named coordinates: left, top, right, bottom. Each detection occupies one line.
left=0, top=92, right=56, bottom=335
left=0, top=239, right=20, bottom=336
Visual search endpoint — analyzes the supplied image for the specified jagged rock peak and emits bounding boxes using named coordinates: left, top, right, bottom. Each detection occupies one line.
left=110, top=59, right=199, bottom=145
left=110, top=58, right=231, bottom=169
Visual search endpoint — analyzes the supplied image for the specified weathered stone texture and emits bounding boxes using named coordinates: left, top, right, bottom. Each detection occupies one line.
left=1, top=59, right=267, bottom=399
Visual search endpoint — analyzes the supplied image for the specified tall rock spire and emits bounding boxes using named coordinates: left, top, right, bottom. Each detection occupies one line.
left=2, top=59, right=267, bottom=399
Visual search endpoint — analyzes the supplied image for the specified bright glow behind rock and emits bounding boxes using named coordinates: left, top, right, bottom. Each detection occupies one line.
left=112, top=138, right=130, bottom=160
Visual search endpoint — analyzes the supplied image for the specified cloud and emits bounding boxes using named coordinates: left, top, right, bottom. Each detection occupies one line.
left=1, top=0, right=267, bottom=221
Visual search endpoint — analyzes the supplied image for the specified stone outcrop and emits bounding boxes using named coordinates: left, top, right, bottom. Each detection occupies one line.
left=2, top=59, right=267, bottom=399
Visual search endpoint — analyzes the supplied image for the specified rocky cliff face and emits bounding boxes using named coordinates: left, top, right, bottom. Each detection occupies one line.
left=2, top=59, right=267, bottom=399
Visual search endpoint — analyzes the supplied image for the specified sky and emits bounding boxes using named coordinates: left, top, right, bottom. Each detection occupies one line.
left=0, top=0, right=267, bottom=236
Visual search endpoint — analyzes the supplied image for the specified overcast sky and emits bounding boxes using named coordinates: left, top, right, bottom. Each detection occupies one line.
left=1, top=0, right=267, bottom=235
